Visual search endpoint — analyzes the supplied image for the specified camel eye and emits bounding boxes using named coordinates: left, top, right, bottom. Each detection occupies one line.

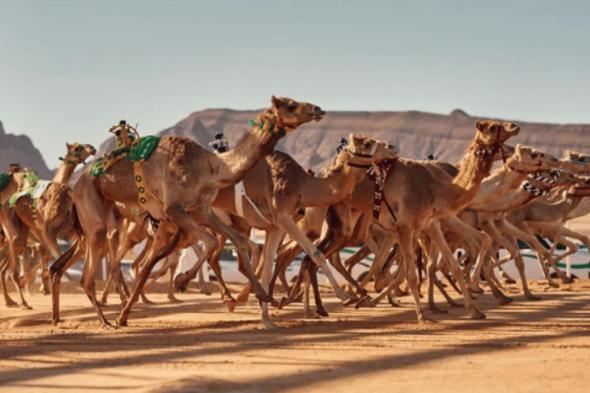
left=286, top=102, right=297, bottom=111
left=531, top=153, right=538, bottom=159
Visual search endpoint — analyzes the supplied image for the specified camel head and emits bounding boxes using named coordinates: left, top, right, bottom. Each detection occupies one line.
left=337, top=134, right=399, bottom=167
left=270, top=96, right=325, bottom=132
left=508, top=145, right=560, bottom=172
left=561, top=150, right=590, bottom=174
left=60, top=142, right=97, bottom=165
left=473, top=120, right=520, bottom=157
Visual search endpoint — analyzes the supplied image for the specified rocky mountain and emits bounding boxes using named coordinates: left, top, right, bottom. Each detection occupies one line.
left=98, top=108, right=590, bottom=171
left=0, top=121, right=52, bottom=178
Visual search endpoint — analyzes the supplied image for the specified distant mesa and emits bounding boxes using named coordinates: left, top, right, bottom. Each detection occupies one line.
left=450, top=109, right=469, bottom=117
left=4, top=107, right=590, bottom=178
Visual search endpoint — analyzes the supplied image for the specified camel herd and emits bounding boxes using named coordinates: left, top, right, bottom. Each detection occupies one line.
left=1, top=96, right=590, bottom=329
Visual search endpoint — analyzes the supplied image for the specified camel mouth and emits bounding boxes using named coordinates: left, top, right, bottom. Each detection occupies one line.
left=313, top=108, right=326, bottom=121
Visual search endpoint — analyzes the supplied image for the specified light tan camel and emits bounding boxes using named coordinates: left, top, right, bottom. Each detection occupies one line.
left=352, top=121, right=520, bottom=321
left=271, top=147, right=517, bottom=317
left=0, top=166, right=42, bottom=308
left=50, top=96, right=328, bottom=327
left=174, top=134, right=399, bottom=327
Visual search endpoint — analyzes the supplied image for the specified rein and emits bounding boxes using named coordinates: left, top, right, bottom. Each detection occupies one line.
left=367, top=159, right=397, bottom=221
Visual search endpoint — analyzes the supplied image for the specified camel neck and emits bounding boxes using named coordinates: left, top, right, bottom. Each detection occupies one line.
left=53, top=163, right=77, bottom=184
left=453, top=141, right=495, bottom=205
left=217, top=113, right=283, bottom=185
left=470, top=165, right=527, bottom=208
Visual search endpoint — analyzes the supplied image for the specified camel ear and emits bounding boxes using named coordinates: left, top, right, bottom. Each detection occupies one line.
left=66, top=142, right=72, bottom=150
left=475, top=120, right=487, bottom=132
left=503, top=122, right=520, bottom=135
left=271, top=95, right=279, bottom=108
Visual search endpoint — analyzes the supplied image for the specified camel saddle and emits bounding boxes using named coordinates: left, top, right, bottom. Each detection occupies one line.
left=8, top=171, right=49, bottom=213
left=90, top=136, right=160, bottom=177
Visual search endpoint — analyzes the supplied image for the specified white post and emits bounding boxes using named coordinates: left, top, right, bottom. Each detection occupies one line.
left=565, top=222, right=572, bottom=278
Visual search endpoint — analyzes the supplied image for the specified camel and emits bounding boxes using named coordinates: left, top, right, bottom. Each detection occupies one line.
left=272, top=145, right=518, bottom=317
left=328, top=120, right=521, bottom=322
left=49, top=96, right=331, bottom=327
left=275, top=140, right=514, bottom=316
left=173, top=133, right=399, bottom=327
left=0, top=165, right=39, bottom=307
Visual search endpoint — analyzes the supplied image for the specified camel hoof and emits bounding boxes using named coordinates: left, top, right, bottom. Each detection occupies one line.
left=498, top=296, right=513, bottom=306
left=21, top=303, right=33, bottom=310
left=448, top=300, right=463, bottom=308
left=141, top=296, right=156, bottom=305
left=354, top=295, right=372, bottom=308
left=562, top=276, right=574, bottom=284
left=52, top=318, right=63, bottom=326
left=429, top=305, right=448, bottom=314
left=503, top=277, right=517, bottom=285
left=547, top=280, right=560, bottom=288
left=262, top=320, right=278, bottom=330
left=315, top=308, right=329, bottom=318
left=469, top=286, right=484, bottom=294
left=174, top=273, right=190, bottom=293
left=102, top=322, right=117, bottom=330
left=525, top=293, right=542, bottom=301
left=167, top=295, right=183, bottom=304
left=468, top=307, right=486, bottom=320
left=332, top=287, right=351, bottom=303
left=278, top=297, right=289, bottom=309
left=224, top=299, right=237, bottom=312
left=418, top=316, right=437, bottom=324
left=6, top=300, right=19, bottom=308
left=116, top=317, right=128, bottom=327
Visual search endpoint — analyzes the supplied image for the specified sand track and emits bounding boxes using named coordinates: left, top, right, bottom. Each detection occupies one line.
left=0, top=281, right=589, bottom=393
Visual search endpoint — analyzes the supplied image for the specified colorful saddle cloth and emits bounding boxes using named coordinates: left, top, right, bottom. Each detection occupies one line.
left=0, top=173, right=10, bottom=193
left=9, top=179, right=50, bottom=208
left=90, top=136, right=160, bottom=177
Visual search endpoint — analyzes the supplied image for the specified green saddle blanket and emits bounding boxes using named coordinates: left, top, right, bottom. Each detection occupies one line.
left=128, top=136, right=160, bottom=162
left=0, top=173, right=10, bottom=193
left=90, top=136, right=160, bottom=177
left=9, top=180, right=50, bottom=208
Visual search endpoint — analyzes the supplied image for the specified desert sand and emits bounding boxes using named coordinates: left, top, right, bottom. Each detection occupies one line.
left=0, top=280, right=589, bottom=393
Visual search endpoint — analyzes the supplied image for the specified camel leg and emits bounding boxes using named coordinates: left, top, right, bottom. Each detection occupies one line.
left=0, top=254, right=18, bottom=307
left=259, top=229, right=283, bottom=329
left=206, top=240, right=238, bottom=312
left=50, top=239, right=84, bottom=324
left=167, top=259, right=182, bottom=303
left=427, top=250, right=448, bottom=314
left=495, top=222, right=542, bottom=300
left=276, top=214, right=350, bottom=302
left=191, top=207, right=273, bottom=304
left=426, top=222, right=485, bottom=319
left=117, top=225, right=180, bottom=327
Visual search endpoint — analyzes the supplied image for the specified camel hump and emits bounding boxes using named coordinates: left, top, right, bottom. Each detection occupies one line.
left=266, top=151, right=307, bottom=177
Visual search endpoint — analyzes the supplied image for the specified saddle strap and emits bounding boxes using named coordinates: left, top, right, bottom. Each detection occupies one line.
left=234, top=181, right=270, bottom=224
left=133, top=161, right=164, bottom=210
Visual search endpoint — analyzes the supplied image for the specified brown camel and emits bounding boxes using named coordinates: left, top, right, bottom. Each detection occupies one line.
left=0, top=166, right=42, bottom=308
left=173, top=133, right=398, bottom=327
left=50, top=96, right=327, bottom=327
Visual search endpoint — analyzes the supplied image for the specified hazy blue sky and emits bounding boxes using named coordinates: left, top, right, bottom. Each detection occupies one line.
left=1, top=0, right=589, bottom=167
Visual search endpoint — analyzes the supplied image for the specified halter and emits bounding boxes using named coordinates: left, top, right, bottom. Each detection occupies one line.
left=248, top=110, right=287, bottom=137
left=59, top=146, right=88, bottom=165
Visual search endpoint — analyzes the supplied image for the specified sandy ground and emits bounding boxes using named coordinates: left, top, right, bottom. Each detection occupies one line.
left=0, top=280, right=589, bottom=393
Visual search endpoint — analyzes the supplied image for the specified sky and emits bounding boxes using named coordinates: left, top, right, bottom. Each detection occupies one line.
left=1, top=0, right=589, bottom=167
